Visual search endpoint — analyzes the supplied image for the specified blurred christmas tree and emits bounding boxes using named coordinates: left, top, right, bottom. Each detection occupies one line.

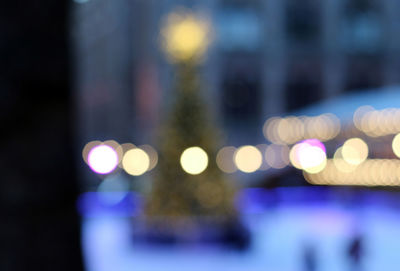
left=146, top=11, right=237, bottom=222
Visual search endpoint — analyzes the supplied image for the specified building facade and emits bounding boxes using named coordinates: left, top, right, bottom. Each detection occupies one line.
left=72, top=0, right=400, bottom=151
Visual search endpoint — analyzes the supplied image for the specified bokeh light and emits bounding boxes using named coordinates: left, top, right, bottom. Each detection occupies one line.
left=103, top=140, right=122, bottom=163
left=355, top=107, right=400, bottom=137
left=297, top=140, right=327, bottom=174
left=289, top=143, right=303, bottom=169
left=265, top=144, right=290, bottom=169
left=255, top=144, right=270, bottom=170
left=305, top=159, right=400, bottom=186
left=392, top=133, right=400, bottom=158
left=263, top=114, right=340, bottom=144
left=82, top=140, right=102, bottom=164
left=234, top=145, right=262, bottom=173
left=161, top=10, right=210, bottom=62
left=333, top=147, right=358, bottom=173
left=87, top=145, right=119, bottom=174
left=122, top=148, right=150, bottom=176
left=353, top=105, right=374, bottom=131
left=139, top=144, right=158, bottom=171
left=342, top=138, right=368, bottom=165
left=216, top=146, right=237, bottom=173
left=180, top=147, right=208, bottom=175
left=116, top=143, right=136, bottom=168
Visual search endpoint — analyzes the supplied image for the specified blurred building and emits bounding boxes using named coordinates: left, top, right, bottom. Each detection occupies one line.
left=72, top=0, right=400, bottom=159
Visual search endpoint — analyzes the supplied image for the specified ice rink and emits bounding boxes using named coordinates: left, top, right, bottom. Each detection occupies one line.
left=81, top=188, right=400, bottom=271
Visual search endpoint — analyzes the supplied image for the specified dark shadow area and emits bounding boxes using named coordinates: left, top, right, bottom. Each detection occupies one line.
left=0, top=1, right=84, bottom=270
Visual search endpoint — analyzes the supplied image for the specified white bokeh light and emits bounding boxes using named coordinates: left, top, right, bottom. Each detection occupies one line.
left=180, top=147, right=208, bottom=175
left=87, top=145, right=119, bottom=174
left=297, top=143, right=327, bottom=174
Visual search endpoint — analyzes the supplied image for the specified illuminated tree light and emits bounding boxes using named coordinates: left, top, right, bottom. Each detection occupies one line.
left=161, top=10, right=211, bottom=62
left=180, top=147, right=208, bottom=175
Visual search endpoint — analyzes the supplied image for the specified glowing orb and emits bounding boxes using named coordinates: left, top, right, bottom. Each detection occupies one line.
left=161, top=11, right=210, bottom=61
left=180, top=147, right=208, bottom=175
left=234, top=145, right=262, bottom=173
left=392, top=133, right=400, bottom=158
left=296, top=139, right=327, bottom=173
left=342, top=138, right=368, bottom=165
left=87, top=145, right=119, bottom=174
left=122, top=148, right=150, bottom=176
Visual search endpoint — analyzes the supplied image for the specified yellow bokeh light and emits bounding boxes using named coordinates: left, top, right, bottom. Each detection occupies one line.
left=342, top=138, right=368, bottom=165
left=234, top=145, right=262, bottom=173
left=122, top=148, right=150, bottom=176
left=180, top=147, right=208, bottom=175
left=161, top=10, right=210, bottom=62
left=392, top=133, right=400, bottom=158
left=216, top=146, right=237, bottom=173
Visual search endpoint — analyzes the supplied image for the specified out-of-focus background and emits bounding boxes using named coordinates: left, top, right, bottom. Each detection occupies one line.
left=3, top=0, right=400, bottom=270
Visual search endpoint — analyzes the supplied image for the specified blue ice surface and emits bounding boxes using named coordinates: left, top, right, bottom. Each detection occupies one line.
left=81, top=188, right=400, bottom=271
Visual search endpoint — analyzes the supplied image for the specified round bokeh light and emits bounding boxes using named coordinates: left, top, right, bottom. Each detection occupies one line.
left=180, top=147, right=208, bottom=175
left=234, top=145, right=262, bottom=173
left=122, top=148, right=150, bottom=176
left=87, top=145, right=119, bottom=174
left=294, top=139, right=327, bottom=173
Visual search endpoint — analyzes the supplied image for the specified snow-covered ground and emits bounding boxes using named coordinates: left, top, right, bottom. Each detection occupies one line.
left=81, top=189, right=400, bottom=271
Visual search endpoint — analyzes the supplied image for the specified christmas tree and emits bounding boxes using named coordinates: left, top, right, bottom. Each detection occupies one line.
left=145, top=11, right=238, bottom=231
